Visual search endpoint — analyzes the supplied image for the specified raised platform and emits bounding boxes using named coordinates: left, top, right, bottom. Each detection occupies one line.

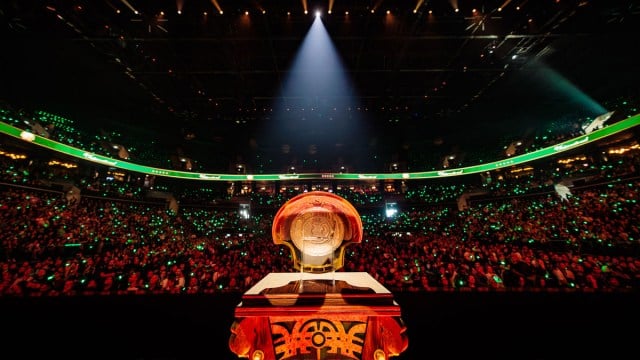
left=230, top=272, right=408, bottom=360
left=240, top=272, right=395, bottom=308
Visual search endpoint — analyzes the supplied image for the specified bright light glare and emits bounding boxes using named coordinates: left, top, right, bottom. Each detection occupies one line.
left=315, top=10, right=321, bottom=17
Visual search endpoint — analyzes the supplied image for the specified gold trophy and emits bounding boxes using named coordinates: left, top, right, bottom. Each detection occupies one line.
left=230, top=191, right=408, bottom=360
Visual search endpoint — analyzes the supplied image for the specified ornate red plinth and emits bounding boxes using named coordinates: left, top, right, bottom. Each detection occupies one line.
left=229, top=272, right=408, bottom=360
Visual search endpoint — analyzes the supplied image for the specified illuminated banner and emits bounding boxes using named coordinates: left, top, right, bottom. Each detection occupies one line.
left=1, top=112, right=639, bottom=181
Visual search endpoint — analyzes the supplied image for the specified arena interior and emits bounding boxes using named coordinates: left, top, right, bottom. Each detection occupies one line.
left=2, top=1, right=640, bottom=359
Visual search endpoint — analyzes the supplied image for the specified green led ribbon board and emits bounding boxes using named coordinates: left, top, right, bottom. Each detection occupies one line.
left=1, top=112, right=639, bottom=181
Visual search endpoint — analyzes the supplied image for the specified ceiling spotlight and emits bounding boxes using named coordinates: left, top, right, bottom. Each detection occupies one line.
left=315, top=10, right=321, bottom=17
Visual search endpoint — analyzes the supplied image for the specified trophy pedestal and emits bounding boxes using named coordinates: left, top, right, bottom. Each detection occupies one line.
left=229, top=272, right=408, bottom=360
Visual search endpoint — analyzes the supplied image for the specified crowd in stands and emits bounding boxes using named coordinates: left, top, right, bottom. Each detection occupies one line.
left=1, top=171, right=638, bottom=297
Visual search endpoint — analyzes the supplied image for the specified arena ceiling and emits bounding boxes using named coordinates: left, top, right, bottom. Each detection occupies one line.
left=1, top=0, right=639, bottom=173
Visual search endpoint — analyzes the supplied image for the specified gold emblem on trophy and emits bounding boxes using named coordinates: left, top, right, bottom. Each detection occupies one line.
left=272, top=191, right=363, bottom=273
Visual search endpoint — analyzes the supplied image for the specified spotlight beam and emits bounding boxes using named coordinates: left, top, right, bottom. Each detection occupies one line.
left=119, top=0, right=138, bottom=14
left=262, top=15, right=369, bottom=171
left=371, top=0, right=384, bottom=13
left=210, top=0, right=222, bottom=14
